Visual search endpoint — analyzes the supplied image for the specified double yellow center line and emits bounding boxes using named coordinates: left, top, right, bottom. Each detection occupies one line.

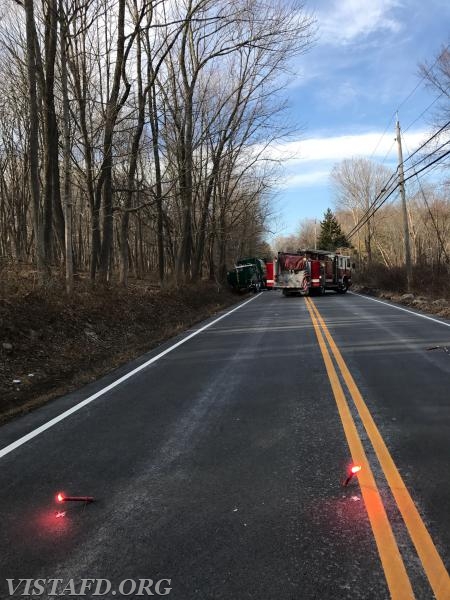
left=305, top=296, right=450, bottom=600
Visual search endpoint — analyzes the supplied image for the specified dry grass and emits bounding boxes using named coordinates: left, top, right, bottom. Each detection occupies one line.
left=354, top=263, right=450, bottom=299
left=0, top=269, right=238, bottom=423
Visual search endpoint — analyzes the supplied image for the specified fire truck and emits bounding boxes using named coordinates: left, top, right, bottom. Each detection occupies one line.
left=265, top=260, right=275, bottom=289
left=274, top=250, right=352, bottom=296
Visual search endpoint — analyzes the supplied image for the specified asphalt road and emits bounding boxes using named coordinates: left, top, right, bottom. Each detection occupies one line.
left=1, top=290, right=449, bottom=599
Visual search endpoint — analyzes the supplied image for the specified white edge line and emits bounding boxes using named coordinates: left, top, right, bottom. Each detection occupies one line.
left=350, top=291, right=450, bottom=327
left=0, top=294, right=261, bottom=459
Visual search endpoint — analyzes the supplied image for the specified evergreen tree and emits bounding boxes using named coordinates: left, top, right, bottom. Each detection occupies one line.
left=317, top=208, right=350, bottom=251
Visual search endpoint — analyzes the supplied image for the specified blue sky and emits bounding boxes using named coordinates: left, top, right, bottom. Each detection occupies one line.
left=269, top=0, right=450, bottom=237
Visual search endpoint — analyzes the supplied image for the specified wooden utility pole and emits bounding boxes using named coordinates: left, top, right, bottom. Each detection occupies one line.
left=396, top=117, right=413, bottom=291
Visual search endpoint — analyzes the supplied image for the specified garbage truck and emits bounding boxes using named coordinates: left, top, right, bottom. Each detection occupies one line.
left=226, top=257, right=267, bottom=293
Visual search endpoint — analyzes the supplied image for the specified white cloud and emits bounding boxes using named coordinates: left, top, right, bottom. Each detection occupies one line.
left=264, top=129, right=429, bottom=190
left=267, top=130, right=427, bottom=165
left=281, top=170, right=331, bottom=188
left=316, top=0, right=403, bottom=46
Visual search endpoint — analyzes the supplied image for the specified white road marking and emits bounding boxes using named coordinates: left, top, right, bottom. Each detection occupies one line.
left=0, top=294, right=261, bottom=459
left=350, top=292, right=450, bottom=327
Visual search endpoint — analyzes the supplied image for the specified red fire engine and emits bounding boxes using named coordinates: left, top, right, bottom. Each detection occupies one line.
left=274, top=250, right=352, bottom=296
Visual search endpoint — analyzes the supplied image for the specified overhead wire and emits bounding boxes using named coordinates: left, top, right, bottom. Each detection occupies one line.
left=401, top=133, right=450, bottom=264
left=403, top=148, right=450, bottom=183
left=368, top=113, right=396, bottom=161
left=401, top=119, right=450, bottom=164
left=342, top=48, right=449, bottom=242
left=346, top=144, right=450, bottom=240
left=365, top=46, right=447, bottom=161
left=347, top=184, right=400, bottom=241
left=347, top=148, right=450, bottom=241
left=402, top=91, right=447, bottom=133
left=346, top=112, right=450, bottom=239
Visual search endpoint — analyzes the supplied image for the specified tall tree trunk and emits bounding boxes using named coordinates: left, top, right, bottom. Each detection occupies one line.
left=67, top=9, right=96, bottom=280
left=218, top=210, right=228, bottom=282
left=98, top=0, right=129, bottom=282
left=43, top=0, right=63, bottom=265
left=24, top=0, right=46, bottom=282
left=192, top=156, right=221, bottom=280
left=175, top=11, right=194, bottom=283
left=148, top=77, right=165, bottom=285
left=119, top=19, right=145, bottom=287
left=59, top=0, right=73, bottom=294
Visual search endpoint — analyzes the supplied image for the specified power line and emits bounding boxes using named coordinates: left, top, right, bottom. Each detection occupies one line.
left=402, top=119, right=450, bottom=164
left=415, top=162, right=444, bottom=181
left=347, top=184, right=399, bottom=240
left=403, top=148, right=450, bottom=183
left=346, top=121, right=450, bottom=240
left=366, top=46, right=448, bottom=161
left=347, top=148, right=450, bottom=240
left=368, top=114, right=396, bottom=161
left=369, top=125, right=446, bottom=181
left=345, top=175, right=398, bottom=239
left=401, top=134, right=450, bottom=264
left=379, top=138, right=397, bottom=166
left=403, top=91, right=447, bottom=133
left=401, top=45, right=449, bottom=128
left=348, top=51, right=450, bottom=241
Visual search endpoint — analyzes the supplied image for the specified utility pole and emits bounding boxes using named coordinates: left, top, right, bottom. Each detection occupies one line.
left=396, top=116, right=413, bottom=291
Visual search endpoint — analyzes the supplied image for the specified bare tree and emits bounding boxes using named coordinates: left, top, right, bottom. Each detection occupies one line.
left=59, top=0, right=73, bottom=293
left=160, top=0, right=313, bottom=282
left=331, top=158, right=391, bottom=267
left=419, top=45, right=450, bottom=127
left=1, top=0, right=314, bottom=289
left=24, top=0, right=47, bottom=280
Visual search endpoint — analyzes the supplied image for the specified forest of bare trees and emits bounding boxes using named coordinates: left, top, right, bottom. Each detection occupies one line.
left=0, top=0, right=314, bottom=290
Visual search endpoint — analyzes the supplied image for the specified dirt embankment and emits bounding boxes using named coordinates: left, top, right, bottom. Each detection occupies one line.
left=352, top=285, right=450, bottom=319
left=0, top=278, right=240, bottom=424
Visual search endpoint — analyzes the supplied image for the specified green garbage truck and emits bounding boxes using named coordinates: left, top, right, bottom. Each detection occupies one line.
left=226, top=257, right=267, bottom=293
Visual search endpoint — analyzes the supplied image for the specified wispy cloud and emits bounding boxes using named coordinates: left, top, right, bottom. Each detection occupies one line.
left=267, top=130, right=426, bottom=164
left=316, top=0, right=403, bottom=46
left=265, top=129, right=427, bottom=189
left=281, top=170, right=332, bottom=188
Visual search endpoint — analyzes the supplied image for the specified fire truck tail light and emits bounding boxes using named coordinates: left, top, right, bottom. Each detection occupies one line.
left=351, top=465, right=362, bottom=474
left=57, top=492, right=65, bottom=503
